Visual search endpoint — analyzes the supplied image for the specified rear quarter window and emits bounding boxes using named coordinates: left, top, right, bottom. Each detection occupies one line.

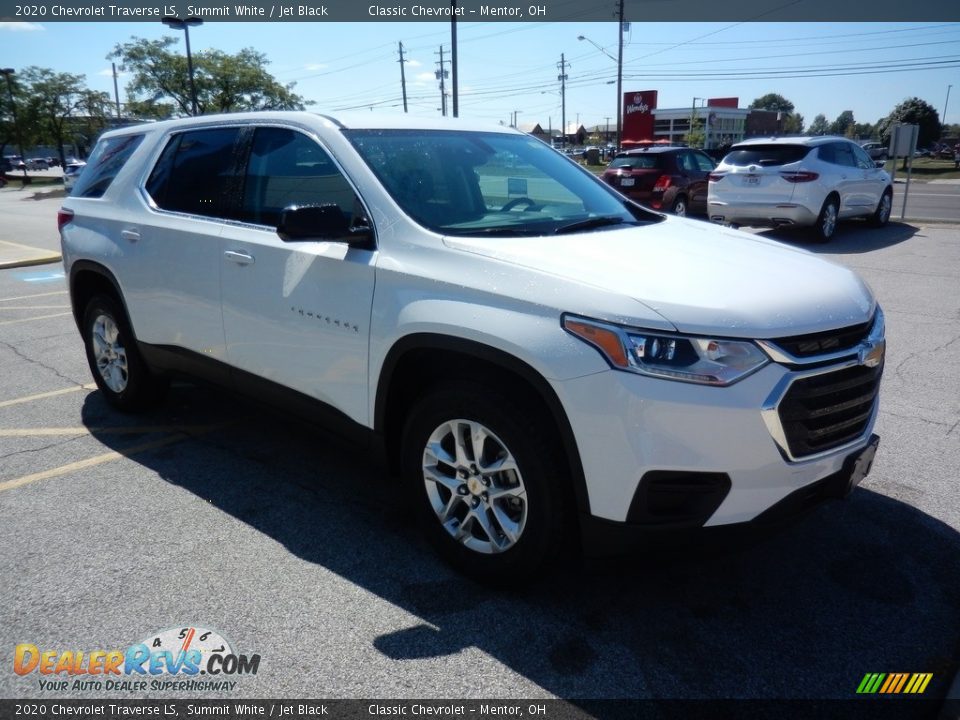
left=722, top=145, right=811, bottom=167
left=609, top=155, right=662, bottom=170
left=71, top=134, right=144, bottom=198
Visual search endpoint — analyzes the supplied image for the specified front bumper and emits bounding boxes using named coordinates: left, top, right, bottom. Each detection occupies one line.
left=551, top=359, right=881, bottom=530
left=579, top=434, right=879, bottom=555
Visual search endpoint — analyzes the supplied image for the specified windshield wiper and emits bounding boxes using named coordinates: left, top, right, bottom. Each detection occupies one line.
left=449, top=226, right=543, bottom=236
left=554, top=215, right=628, bottom=235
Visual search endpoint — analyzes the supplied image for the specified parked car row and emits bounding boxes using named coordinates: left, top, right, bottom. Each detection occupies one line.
left=598, top=136, right=893, bottom=242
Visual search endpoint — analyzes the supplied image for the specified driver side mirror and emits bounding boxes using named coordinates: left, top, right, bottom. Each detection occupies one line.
left=276, top=204, right=374, bottom=250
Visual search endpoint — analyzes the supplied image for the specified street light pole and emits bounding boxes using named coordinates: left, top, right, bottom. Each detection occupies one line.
left=578, top=15, right=625, bottom=152
left=944, top=84, right=953, bottom=128
left=162, top=16, right=204, bottom=116
left=0, top=68, right=28, bottom=181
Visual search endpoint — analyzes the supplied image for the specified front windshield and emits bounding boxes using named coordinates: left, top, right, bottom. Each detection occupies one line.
left=344, top=129, right=658, bottom=236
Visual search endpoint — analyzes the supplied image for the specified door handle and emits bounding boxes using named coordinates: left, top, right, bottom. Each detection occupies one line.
left=224, top=250, right=255, bottom=266
left=120, top=229, right=140, bottom=243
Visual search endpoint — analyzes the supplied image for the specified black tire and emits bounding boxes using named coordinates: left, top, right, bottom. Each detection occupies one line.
left=869, top=188, right=892, bottom=228
left=670, top=195, right=688, bottom=217
left=82, top=294, right=167, bottom=412
left=401, top=381, right=569, bottom=584
left=811, top=195, right=839, bottom=243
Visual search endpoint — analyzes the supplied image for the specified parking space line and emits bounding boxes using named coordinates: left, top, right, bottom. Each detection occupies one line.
left=0, top=290, right=68, bottom=303
left=0, top=423, right=232, bottom=494
left=0, top=384, right=97, bottom=409
left=0, top=311, right=72, bottom=326
left=0, top=305, right=70, bottom=310
left=0, top=425, right=223, bottom=437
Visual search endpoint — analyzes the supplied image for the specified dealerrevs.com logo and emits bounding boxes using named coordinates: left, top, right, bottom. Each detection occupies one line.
left=14, top=626, right=260, bottom=693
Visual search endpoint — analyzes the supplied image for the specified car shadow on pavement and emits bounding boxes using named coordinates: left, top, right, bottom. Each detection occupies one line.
left=81, top=384, right=960, bottom=712
left=753, top=222, right=919, bottom=255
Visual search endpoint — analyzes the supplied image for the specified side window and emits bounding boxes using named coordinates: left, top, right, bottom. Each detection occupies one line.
left=693, top=151, right=715, bottom=173
left=71, top=133, right=144, bottom=198
left=677, top=152, right=696, bottom=173
left=238, top=127, right=364, bottom=228
left=817, top=144, right=835, bottom=165
left=851, top=144, right=875, bottom=169
left=821, top=142, right=856, bottom=168
left=146, top=127, right=243, bottom=219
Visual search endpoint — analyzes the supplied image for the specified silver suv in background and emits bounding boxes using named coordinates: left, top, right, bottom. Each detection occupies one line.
left=707, top=136, right=893, bottom=241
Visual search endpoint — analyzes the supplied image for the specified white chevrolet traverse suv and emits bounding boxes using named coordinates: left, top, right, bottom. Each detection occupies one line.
left=60, top=113, right=884, bottom=581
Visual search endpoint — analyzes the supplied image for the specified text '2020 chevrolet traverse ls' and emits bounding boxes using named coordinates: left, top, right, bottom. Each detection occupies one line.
left=60, top=112, right=884, bottom=581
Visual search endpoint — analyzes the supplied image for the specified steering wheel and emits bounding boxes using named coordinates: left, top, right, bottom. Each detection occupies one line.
left=500, top=197, right=539, bottom=212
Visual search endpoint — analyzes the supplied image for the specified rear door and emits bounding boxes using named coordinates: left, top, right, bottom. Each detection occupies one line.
left=818, top=142, right=861, bottom=216
left=684, top=150, right=714, bottom=214
left=122, top=126, right=245, bottom=360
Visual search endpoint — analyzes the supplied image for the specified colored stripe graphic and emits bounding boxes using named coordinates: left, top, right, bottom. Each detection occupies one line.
left=857, top=673, right=932, bottom=694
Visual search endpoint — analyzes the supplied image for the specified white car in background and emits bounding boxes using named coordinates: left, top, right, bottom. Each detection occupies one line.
left=62, top=161, right=86, bottom=192
left=707, top=136, right=893, bottom=241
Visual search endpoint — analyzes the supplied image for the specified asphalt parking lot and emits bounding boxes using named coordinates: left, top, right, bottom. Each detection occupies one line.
left=0, top=188, right=958, bottom=716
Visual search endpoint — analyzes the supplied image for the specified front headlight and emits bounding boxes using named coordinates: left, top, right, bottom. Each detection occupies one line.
left=563, top=315, right=769, bottom=386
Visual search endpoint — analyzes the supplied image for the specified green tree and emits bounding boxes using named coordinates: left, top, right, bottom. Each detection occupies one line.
left=110, top=37, right=310, bottom=117
left=20, top=67, right=110, bottom=167
left=851, top=121, right=876, bottom=140
left=829, top=110, right=855, bottom=137
left=807, top=114, right=829, bottom=135
left=876, top=97, right=941, bottom=149
left=783, top=113, right=804, bottom=134
left=748, top=93, right=795, bottom=113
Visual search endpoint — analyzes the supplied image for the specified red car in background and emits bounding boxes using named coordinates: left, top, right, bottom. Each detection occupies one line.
left=600, top=146, right=715, bottom=217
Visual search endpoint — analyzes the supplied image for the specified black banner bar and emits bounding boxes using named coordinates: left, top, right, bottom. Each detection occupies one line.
left=0, top=699, right=956, bottom=720
left=0, top=0, right=959, bottom=23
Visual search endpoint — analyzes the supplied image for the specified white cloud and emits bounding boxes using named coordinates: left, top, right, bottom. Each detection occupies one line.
left=406, top=59, right=422, bottom=68
left=304, top=63, right=327, bottom=71
left=0, top=21, right=44, bottom=31
left=415, top=72, right=435, bottom=83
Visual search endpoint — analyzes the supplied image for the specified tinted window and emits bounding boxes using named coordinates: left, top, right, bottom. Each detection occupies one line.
left=722, top=145, right=810, bottom=167
left=609, top=154, right=663, bottom=170
left=851, top=144, right=875, bottom=169
left=146, top=127, right=243, bottom=218
left=820, top=142, right=856, bottom=168
left=71, top=134, right=144, bottom=198
left=238, top=127, right=363, bottom=228
left=692, top=151, right=715, bottom=173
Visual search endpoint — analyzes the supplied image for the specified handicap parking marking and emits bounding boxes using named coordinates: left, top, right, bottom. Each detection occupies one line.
left=14, top=269, right=65, bottom=283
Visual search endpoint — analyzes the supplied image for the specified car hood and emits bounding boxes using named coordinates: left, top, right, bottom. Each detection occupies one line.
left=443, top=217, right=875, bottom=338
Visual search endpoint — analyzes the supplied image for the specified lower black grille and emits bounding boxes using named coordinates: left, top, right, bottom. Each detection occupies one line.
left=778, top=363, right=882, bottom=458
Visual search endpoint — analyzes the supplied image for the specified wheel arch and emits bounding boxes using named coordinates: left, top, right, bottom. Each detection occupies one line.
left=69, top=261, right=133, bottom=336
left=375, top=333, right=591, bottom=518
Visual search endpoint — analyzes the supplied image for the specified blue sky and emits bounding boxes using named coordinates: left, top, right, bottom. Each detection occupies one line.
left=2, top=21, right=958, bottom=131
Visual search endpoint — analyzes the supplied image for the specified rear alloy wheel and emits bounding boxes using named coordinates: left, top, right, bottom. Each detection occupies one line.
left=812, top=196, right=839, bottom=242
left=402, top=383, right=567, bottom=583
left=82, top=294, right=166, bottom=412
left=869, top=189, right=892, bottom=227
left=671, top=196, right=688, bottom=217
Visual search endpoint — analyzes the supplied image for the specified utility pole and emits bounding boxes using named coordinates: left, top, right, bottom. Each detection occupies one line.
left=616, top=0, right=624, bottom=151
left=451, top=0, right=458, bottom=117
left=944, top=84, right=953, bottom=127
left=111, top=62, right=122, bottom=119
left=398, top=42, right=408, bottom=113
left=558, top=53, right=569, bottom=148
left=435, top=46, right=448, bottom=117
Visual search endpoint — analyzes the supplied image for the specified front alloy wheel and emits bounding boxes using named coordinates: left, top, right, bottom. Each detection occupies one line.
left=402, top=382, right=568, bottom=582
left=422, top=419, right=527, bottom=554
